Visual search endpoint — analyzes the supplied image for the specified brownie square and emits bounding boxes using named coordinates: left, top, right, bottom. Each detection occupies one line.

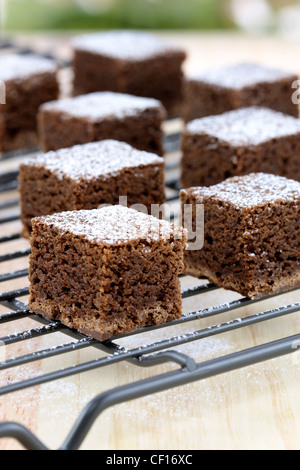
left=28, top=205, right=187, bottom=340
left=72, top=30, right=186, bottom=116
left=182, top=62, right=298, bottom=123
left=181, top=106, right=300, bottom=188
left=38, top=91, right=166, bottom=155
left=19, top=139, right=166, bottom=237
left=180, top=172, right=300, bottom=299
left=0, top=54, right=59, bottom=153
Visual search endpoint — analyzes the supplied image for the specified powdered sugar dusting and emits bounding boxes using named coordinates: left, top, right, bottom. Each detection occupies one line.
left=41, top=91, right=165, bottom=121
left=35, top=205, right=186, bottom=245
left=23, top=140, right=164, bottom=181
left=72, top=30, right=183, bottom=61
left=189, top=62, right=295, bottom=89
left=186, top=172, right=300, bottom=208
left=0, top=53, right=57, bottom=82
left=186, top=107, right=300, bottom=146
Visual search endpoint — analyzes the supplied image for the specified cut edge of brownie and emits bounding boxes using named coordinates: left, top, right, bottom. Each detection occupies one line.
left=71, top=31, right=186, bottom=116
left=180, top=107, right=300, bottom=187
left=0, top=59, right=59, bottom=153
left=180, top=173, right=300, bottom=300
left=28, top=206, right=187, bottom=340
left=37, top=92, right=166, bottom=155
left=183, top=263, right=300, bottom=300
left=18, top=140, right=166, bottom=238
left=182, top=62, right=299, bottom=122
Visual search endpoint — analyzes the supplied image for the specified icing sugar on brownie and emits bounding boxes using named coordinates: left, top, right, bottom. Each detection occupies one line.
left=72, top=30, right=181, bottom=61
left=186, top=107, right=300, bottom=147
left=189, top=62, right=295, bottom=89
left=38, top=205, right=185, bottom=245
left=41, top=91, right=164, bottom=121
left=24, top=140, right=163, bottom=182
left=0, top=54, right=57, bottom=82
left=190, top=172, right=300, bottom=208
left=181, top=172, right=300, bottom=299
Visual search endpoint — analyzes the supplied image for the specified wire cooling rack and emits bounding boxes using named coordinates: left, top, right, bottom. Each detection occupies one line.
left=0, top=39, right=300, bottom=451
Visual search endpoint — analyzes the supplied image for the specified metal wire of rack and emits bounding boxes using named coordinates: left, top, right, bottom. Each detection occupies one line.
left=0, top=40, right=300, bottom=451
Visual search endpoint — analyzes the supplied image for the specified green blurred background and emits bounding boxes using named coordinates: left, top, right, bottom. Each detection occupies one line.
left=1, top=0, right=232, bottom=31
left=1, top=0, right=300, bottom=34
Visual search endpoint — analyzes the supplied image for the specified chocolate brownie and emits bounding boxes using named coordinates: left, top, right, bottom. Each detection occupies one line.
left=181, top=106, right=300, bottom=188
left=72, top=30, right=186, bottom=116
left=0, top=54, right=59, bottom=153
left=38, top=91, right=166, bottom=155
left=182, top=62, right=298, bottom=122
left=19, top=139, right=166, bottom=238
left=28, top=205, right=187, bottom=340
left=180, top=172, right=300, bottom=299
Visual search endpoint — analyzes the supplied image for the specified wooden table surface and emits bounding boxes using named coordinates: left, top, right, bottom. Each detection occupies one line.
left=0, top=31, right=300, bottom=451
